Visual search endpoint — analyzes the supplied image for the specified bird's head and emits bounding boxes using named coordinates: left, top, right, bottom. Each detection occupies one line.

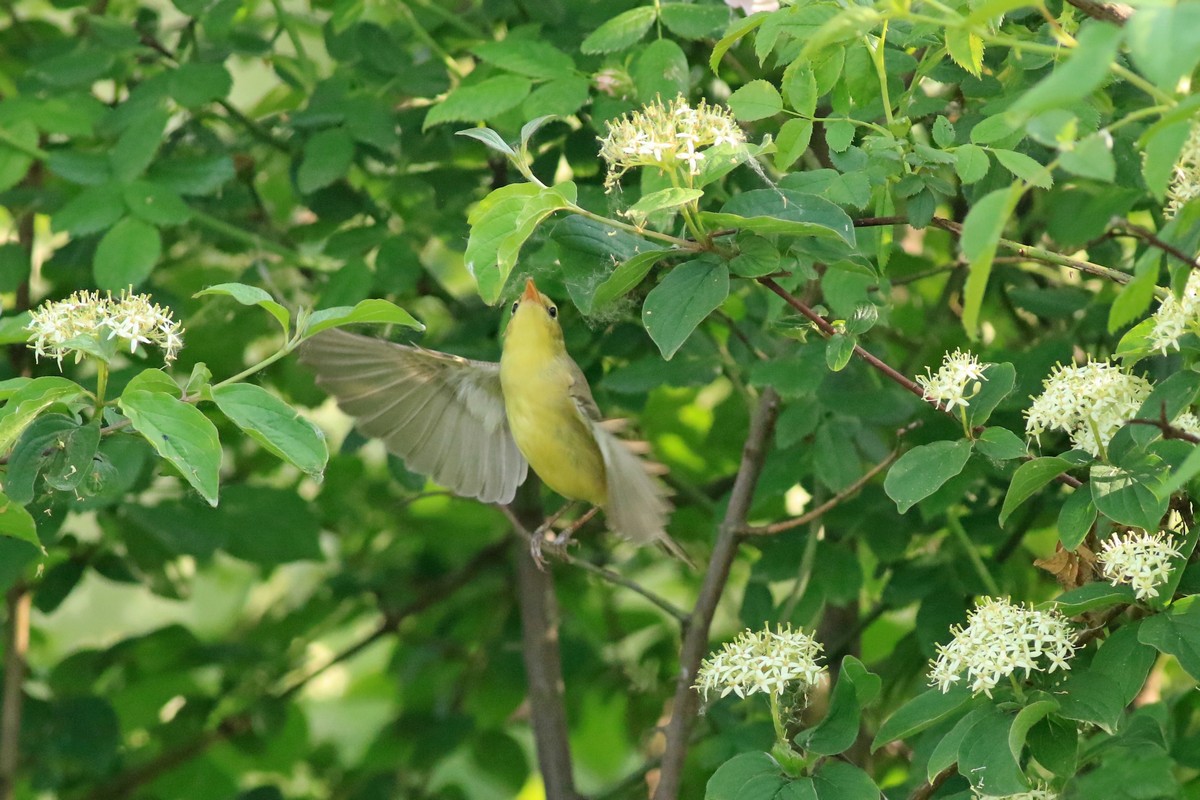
left=506, top=278, right=564, bottom=346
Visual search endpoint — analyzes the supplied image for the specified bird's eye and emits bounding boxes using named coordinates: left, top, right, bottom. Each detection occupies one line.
left=511, top=301, right=519, bottom=315
left=548, top=306, right=558, bottom=319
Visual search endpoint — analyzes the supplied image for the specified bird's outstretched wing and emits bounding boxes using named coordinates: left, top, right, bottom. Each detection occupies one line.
left=301, top=329, right=528, bottom=505
left=565, top=360, right=683, bottom=559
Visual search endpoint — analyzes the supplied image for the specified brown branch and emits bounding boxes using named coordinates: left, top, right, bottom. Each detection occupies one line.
left=1111, top=218, right=1200, bottom=270
left=0, top=588, right=30, bottom=800
left=1063, top=0, right=1132, bottom=24
left=511, top=478, right=580, bottom=800
left=909, top=764, right=958, bottom=800
left=741, top=448, right=900, bottom=537
left=759, top=278, right=929, bottom=403
left=1127, top=418, right=1200, bottom=445
left=654, top=388, right=780, bottom=800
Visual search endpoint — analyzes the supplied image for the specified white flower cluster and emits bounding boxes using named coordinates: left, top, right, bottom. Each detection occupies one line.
left=695, top=624, right=825, bottom=701
left=725, top=0, right=781, bottom=14
left=928, top=597, right=1075, bottom=697
left=915, top=349, right=989, bottom=412
left=598, top=95, right=746, bottom=191
left=1024, top=360, right=1151, bottom=458
left=1149, top=270, right=1200, bottom=355
left=1099, top=530, right=1183, bottom=600
left=1166, top=121, right=1200, bottom=218
left=27, top=290, right=184, bottom=366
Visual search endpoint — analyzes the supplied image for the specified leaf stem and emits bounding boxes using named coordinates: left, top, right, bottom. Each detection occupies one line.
left=947, top=511, right=1001, bottom=596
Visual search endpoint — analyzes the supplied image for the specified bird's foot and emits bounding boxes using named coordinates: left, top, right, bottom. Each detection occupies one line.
left=550, top=506, right=600, bottom=549
left=529, top=528, right=568, bottom=571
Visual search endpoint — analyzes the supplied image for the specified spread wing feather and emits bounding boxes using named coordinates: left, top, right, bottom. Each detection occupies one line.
left=300, top=329, right=528, bottom=504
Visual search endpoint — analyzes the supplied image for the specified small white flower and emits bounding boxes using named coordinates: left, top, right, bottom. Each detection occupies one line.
left=1166, top=120, right=1200, bottom=218
left=1149, top=270, right=1200, bottom=355
left=725, top=0, right=781, bottom=14
left=27, top=289, right=184, bottom=367
left=695, top=625, right=825, bottom=701
left=928, top=598, right=1076, bottom=697
left=915, top=349, right=989, bottom=412
left=598, top=96, right=746, bottom=191
left=1099, top=530, right=1183, bottom=600
left=1024, top=361, right=1151, bottom=458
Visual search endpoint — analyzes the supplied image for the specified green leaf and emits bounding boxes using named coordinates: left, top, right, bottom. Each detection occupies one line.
left=0, top=492, right=41, bottom=551
left=964, top=362, right=1015, bottom=428
left=729, top=235, right=780, bottom=278
left=825, top=333, right=855, bottom=372
left=1108, top=251, right=1161, bottom=333
left=0, top=377, right=86, bottom=456
left=710, top=12, right=768, bottom=72
left=52, top=183, right=125, bottom=236
left=928, top=707, right=988, bottom=780
left=953, top=144, right=990, bottom=184
left=633, top=39, right=689, bottom=103
left=872, top=684, right=974, bottom=750
left=1056, top=669, right=1124, bottom=733
left=118, top=390, right=221, bottom=506
left=958, top=708, right=1028, bottom=796
left=1060, top=132, right=1115, bottom=182
left=945, top=27, right=984, bottom=77
left=522, top=75, right=590, bottom=119
left=1139, top=599, right=1200, bottom=680
left=580, top=6, right=656, bottom=54
left=705, top=752, right=781, bottom=800
left=465, top=183, right=575, bottom=303
left=999, top=457, right=1071, bottom=527
left=1026, top=716, right=1078, bottom=778
left=782, top=61, right=817, bottom=116
left=624, top=188, right=704, bottom=220
left=775, top=118, right=814, bottom=171
left=884, top=440, right=973, bottom=514
left=824, top=120, right=855, bottom=153
left=796, top=656, right=880, bottom=755
left=7, top=415, right=88, bottom=503
left=728, top=80, right=783, bottom=122
left=211, top=384, right=327, bottom=478
left=1057, top=486, right=1097, bottom=549
left=1053, top=581, right=1133, bottom=616
left=974, top=427, right=1027, bottom=461
left=109, top=108, right=168, bottom=183
left=933, top=116, right=956, bottom=148
left=125, top=368, right=180, bottom=396
left=93, top=217, right=162, bottom=290
left=1141, top=117, right=1193, bottom=201
left=810, top=761, right=880, bottom=799
left=168, top=61, right=233, bottom=107
left=195, top=282, right=290, bottom=334
left=455, top=127, right=516, bottom=157
left=1090, top=462, right=1169, bottom=532
left=1125, top=6, right=1200, bottom=90
left=471, top=39, right=575, bottom=79
left=960, top=184, right=1021, bottom=337
left=970, top=115, right=1019, bottom=145
left=591, top=248, right=673, bottom=308
left=305, top=298, right=424, bottom=337
left=1093, top=621, right=1157, bottom=705
left=0, top=120, right=36, bottom=193
left=642, top=259, right=730, bottom=360
left=297, top=127, right=355, bottom=193
left=43, top=420, right=100, bottom=492
left=659, top=3, right=729, bottom=39
left=702, top=190, right=856, bottom=245
left=1008, top=700, right=1058, bottom=765
left=1011, top=22, right=1124, bottom=117
left=990, top=149, right=1053, bottom=189
left=423, top=76, right=533, bottom=129
left=123, top=180, right=193, bottom=226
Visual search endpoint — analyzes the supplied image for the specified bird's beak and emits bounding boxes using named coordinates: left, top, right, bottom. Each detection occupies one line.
left=522, top=278, right=541, bottom=305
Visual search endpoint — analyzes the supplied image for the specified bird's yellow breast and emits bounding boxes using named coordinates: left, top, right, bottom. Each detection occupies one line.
left=500, top=312, right=607, bottom=506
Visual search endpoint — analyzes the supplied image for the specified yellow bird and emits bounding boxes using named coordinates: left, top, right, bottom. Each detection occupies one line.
left=300, top=278, right=681, bottom=558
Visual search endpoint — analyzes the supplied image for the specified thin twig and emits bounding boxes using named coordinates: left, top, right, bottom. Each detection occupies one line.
left=499, top=506, right=689, bottom=624
left=909, top=764, right=958, bottom=800
left=0, top=588, right=30, bottom=800
left=654, top=389, right=780, bottom=800
left=741, top=448, right=900, bottom=536
left=1063, top=0, right=1132, bottom=24
left=1111, top=218, right=1200, bottom=270
left=1127, top=418, right=1200, bottom=445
